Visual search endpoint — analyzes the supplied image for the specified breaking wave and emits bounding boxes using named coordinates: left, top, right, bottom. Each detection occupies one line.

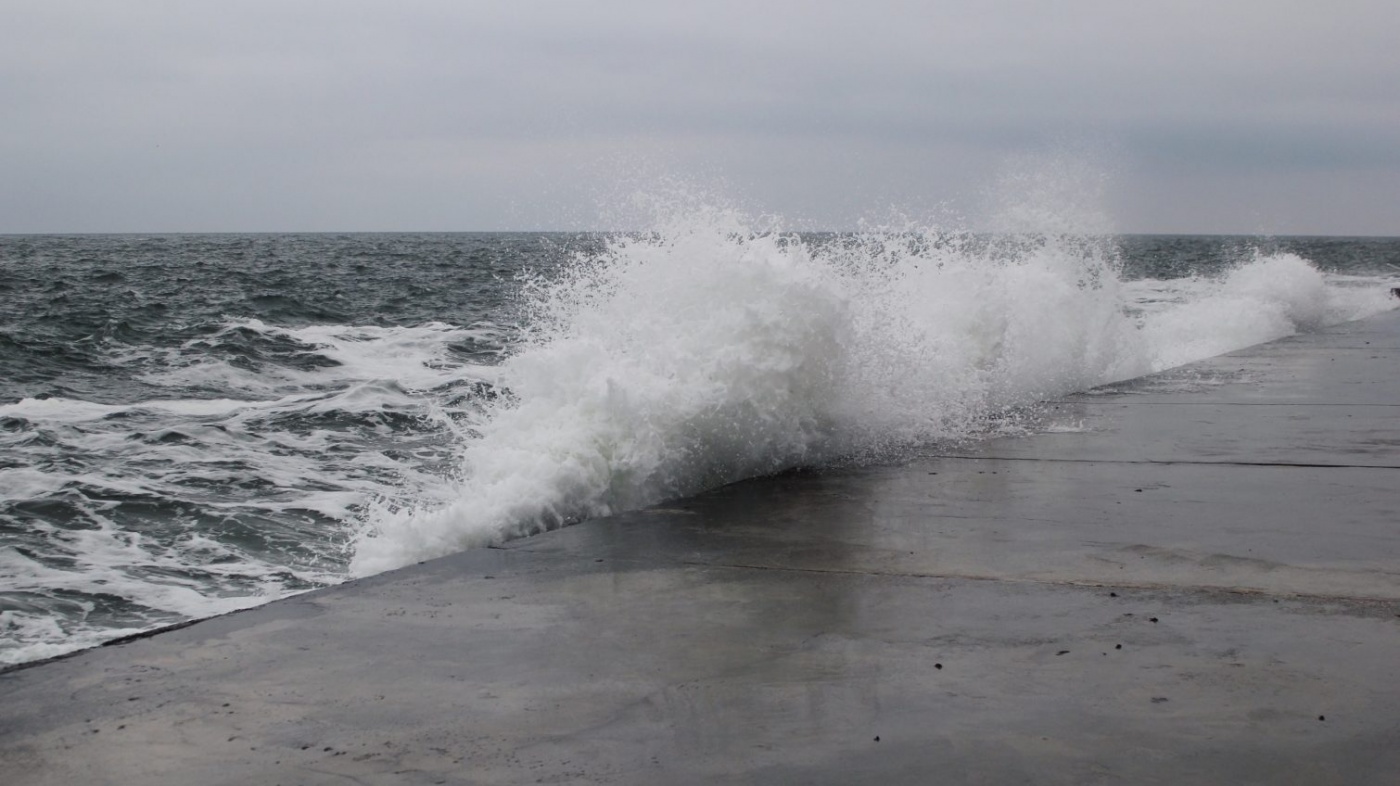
left=350, top=213, right=1394, bottom=574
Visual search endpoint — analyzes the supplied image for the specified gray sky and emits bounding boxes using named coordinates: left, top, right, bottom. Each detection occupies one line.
left=2, top=0, right=1397, bottom=234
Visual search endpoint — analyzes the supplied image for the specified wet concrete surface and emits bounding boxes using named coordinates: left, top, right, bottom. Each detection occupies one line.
left=3, top=309, right=1400, bottom=785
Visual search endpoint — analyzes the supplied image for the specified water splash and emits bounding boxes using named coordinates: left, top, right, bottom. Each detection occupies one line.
left=349, top=205, right=1394, bottom=574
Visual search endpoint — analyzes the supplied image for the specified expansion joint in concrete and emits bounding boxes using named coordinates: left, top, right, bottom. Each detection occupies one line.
left=690, top=559, right=1400, bottom=607
left=922, top=454, right=1400, bottom=470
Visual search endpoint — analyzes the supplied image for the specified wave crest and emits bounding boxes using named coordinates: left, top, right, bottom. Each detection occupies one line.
left=350, top=212, right=1395, bottom=575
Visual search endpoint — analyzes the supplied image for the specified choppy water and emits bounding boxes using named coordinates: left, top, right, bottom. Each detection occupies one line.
left=2, top=224, right=1396, bottom=665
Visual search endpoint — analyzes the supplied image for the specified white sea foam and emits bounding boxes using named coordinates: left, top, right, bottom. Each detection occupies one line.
left=131, top=319, right=503, bottom=396
left=0, top=534, right=289, bottom=666
left=0, top=395, right=283, bottom=423
left=1137, top=252, right=1392, bottom=369
left=349, top=212, right=1397, bottom=575
left=0, top=316, right=501, bottom=663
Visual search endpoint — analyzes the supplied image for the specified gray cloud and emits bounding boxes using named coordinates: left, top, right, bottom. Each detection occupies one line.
left=2, top=0, right=1397, bottom=233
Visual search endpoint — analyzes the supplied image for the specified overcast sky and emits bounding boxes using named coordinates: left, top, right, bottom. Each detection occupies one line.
left=3, top=1, right=1397, bottom=235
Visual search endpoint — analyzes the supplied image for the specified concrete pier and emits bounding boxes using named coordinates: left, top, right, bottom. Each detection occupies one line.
left=3, top=310, right=1400, bottom=785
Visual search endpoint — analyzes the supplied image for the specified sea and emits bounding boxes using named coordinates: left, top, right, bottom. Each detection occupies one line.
left=2, top=220, right=1397, bottom=666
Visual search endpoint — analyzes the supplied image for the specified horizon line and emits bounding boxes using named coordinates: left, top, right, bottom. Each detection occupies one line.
left=4, top=230, right=1399, bottom=240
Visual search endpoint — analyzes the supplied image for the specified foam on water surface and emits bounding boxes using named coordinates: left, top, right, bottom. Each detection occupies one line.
left=0, top=314, right=498, bottom=664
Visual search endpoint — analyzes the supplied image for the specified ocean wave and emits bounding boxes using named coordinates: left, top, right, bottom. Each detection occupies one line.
left=349, top=217, right=1396, bottom=575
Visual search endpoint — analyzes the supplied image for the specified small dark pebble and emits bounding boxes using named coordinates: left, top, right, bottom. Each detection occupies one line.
left=324, top=747, right=333, bottom=752
left=484, top=575, right=495, bottom=580
left=1115, top=644, right=1122, bottom=650
left=1109, top=592, right=1117, bottom=597
left=1150, top=617, right=1159, bottom=623
left=928, top=472, right=937, bottom=475
left=874, top=736, right=881, bottom=742
left=222, top=703, right=230, bottom=708
left=594, top=559, right=603, bottom=563
left=1056, top=650, right=1070, bottom=656
left=1319, top=715, right=1326, bottom=721
left=934, top=663, right=942, bottom=670
left=1151, top=697, right=1169, bottom=704
left=1135, top=489, right=1143, bottom=493
left=301, top=745, right=311, bottom=750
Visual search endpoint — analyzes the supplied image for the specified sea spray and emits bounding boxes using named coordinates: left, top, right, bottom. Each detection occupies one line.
left=351, top=213, right=1197, bottom=574
left=351, top=214, right=1399, bottom=574
left=1135, top=251, right=1385, bottom=369
left=351, top=211, right=858, bottom=573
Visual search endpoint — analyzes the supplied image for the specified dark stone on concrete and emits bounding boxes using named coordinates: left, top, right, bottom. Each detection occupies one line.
left=3, top=309, right=1400, bottom=785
